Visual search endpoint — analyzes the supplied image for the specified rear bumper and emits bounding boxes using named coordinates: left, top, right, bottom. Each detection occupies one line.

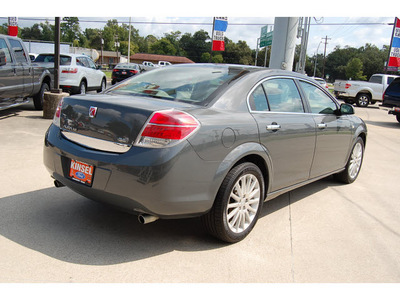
left=388, top=107, right=400, bottom=116
left=334, top=91, right=351, bottom=98
left=43, top=124, right=220, bottom=218
left=60, top=85, right=80, bottom=94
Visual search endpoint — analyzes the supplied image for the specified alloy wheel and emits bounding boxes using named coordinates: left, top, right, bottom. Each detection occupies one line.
left=348, top=142, right=363, bottom=179
left=226, top=173, right=261, bottom=233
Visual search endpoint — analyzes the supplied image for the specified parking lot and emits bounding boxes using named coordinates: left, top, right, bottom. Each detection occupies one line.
left=0, top=100, right=399, bottom=284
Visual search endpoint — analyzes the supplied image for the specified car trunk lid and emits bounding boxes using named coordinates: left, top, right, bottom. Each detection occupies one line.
left=58, top=94, right=196, bottom=152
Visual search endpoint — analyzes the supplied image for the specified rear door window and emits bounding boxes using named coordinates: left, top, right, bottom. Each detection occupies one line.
left=0, top=38, right=12, bottom=63
left=249, top=85, right=269, bottom=111
left=8, top=39, right=28, bottom=63
left=262, top=78, right=304, bottom=113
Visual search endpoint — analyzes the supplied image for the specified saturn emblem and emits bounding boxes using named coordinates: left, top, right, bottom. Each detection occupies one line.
left=89, top=106, right=98, bottom=118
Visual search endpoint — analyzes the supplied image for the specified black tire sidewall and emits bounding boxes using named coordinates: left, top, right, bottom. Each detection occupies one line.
left=80, top=81, right=86, bottom=94
left=33, top=82, right=49, bottom=110
left=215, top=163, right=264, bottom=243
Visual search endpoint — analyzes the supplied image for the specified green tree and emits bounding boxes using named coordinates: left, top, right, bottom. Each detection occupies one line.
left=325, top=46, right=359, bottom=81
left=61, top=17, right=81, bottom=45
left=212, top=53, right=224, bottom=63
left=223, top=39, right=253, bottom=65
left=20, top=23, right=42, bottom=40
left=102, top=19, right=121, bottom=51
left=0, top=23, right=8, bottom=35
left=180, top=30, right=211, bottom=62
left=150, top=38, right=177, bottom=55
left=164, top=31, right=183, bottom=56
left=345, top=57, right=366, bottom=80
left=40, top=21, right=54, bottom=41
left=358, top=44, right=386, bottom=79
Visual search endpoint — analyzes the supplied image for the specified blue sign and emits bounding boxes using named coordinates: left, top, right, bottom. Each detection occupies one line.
left=214, top=18, right=228, bottom=32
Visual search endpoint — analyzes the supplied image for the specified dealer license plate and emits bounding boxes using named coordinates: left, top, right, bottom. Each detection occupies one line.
left=69, top=159, right=94, bottom=186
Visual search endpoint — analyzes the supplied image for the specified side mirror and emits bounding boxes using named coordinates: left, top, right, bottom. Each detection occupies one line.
left=340, top=103, right=354, bottom=115
left=0, top=50, right=6, bottom=66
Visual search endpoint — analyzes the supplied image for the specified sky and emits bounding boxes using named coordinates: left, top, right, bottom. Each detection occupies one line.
left=3, top=0, right=398, bottom=56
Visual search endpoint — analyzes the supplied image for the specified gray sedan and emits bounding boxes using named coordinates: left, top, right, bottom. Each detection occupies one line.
left=43, top=64, right=367, bottom=243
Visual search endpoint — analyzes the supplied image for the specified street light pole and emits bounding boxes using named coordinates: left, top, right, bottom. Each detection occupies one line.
left=53, top=17, right=61, bottom=93
left=321, top=35, right=331, bottom=78
left=313, top=41, right=322, bottom=77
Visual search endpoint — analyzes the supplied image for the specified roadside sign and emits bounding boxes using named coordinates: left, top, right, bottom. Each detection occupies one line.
left=260, top=31, right=273, bottom=48
left=388, top=17, right=400, bottom=70
left=212, top=17, right=228, bottom=51
left=260, top=26, right=273, bottom=48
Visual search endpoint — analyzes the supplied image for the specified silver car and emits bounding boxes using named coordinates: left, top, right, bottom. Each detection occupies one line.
left=44, top=64, right=367, bottom=243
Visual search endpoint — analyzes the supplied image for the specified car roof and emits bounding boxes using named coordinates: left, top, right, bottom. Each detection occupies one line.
left=37, top=53, right=90, bottom=58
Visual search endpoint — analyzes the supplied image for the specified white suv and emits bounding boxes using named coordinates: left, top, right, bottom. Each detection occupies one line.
left=35, top=53, right=107, bottom=94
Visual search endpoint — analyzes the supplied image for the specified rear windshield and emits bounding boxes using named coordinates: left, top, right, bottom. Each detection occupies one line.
left=34, top=54, right=71, bottom=65
left=106, top=64, right=249, bottom=105
left=386, top=78, right=400, bottom=95
left=115, top=64, right=139, bottom=69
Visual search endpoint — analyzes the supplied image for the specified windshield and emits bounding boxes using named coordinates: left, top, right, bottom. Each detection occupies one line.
left=106, top=64, right=249, bottom=105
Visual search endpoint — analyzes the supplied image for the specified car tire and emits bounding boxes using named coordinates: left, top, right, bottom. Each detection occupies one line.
left=79, top=80, right=87, bottom=94
left=97, top=78, right=106, bottom=93
left=201, top=162, right=264, bottom=243
left=356, top=93, right=370, bottom=107
left=396, top=114, right=400, bottom=123
left=33, top=82, right=49, bottom=110
left=334, top=137, right=364, bottom=184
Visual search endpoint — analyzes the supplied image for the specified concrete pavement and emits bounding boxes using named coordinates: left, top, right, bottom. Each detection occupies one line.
left=0, top=101, right=399, bottom=284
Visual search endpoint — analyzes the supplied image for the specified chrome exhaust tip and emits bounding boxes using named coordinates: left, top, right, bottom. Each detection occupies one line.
left=138, top=214, right=159, bottom=224
left=54, top=180, right=65, bottom=188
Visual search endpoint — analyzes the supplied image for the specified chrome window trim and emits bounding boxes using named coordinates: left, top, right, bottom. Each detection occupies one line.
left=61, top=130, right=131, bottom=153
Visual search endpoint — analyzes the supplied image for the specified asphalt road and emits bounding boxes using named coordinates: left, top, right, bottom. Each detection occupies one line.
left=0, top=100, right=399, bottom=286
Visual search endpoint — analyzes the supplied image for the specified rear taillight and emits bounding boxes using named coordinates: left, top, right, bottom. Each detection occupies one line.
left=135, top=110, right=200, bottom=148
left=61, top=68, right=78, bottom=73
left=130, top=70, right=138, bottom=74
left=52, top=98, right=64, bottom=127
left=345, top=83, right=351, bottom=89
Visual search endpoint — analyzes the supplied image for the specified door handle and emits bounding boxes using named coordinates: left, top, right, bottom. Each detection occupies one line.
left=266, top=124, right=281, bottom=131
left=317, top=123, right=327, bottom=129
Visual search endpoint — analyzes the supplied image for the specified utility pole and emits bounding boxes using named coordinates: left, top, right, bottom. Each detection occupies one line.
left=321, top=35, right=331, bottom=78
left=269, top=17, right=299, bottom=71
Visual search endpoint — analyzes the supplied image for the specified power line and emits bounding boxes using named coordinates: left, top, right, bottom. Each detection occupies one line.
left=0, top=17, right=395, bottom=27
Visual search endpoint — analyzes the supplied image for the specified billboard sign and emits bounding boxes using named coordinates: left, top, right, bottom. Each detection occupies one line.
left=8, top=17, right=18, bottom=36
left=212, top=17, right=228, bottom=51
left=388, top=17, right=400, bottom=70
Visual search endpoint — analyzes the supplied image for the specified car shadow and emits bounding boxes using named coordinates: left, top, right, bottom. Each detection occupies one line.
left=0, top=101, right=37, bottom=120
left=0, top=107, right=21, bottom=120
left=260, top=176, right=341, bottom=219
left=0, top=177, right=339, bottom=266
left=364, top=119, right=400, bottom=129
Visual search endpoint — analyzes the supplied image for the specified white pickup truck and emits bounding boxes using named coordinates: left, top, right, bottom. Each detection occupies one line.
left=334, top=74, right=399, bottom=107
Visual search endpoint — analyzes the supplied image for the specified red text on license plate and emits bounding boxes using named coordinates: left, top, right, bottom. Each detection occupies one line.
left=69, top=159, right=94, bottom=185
